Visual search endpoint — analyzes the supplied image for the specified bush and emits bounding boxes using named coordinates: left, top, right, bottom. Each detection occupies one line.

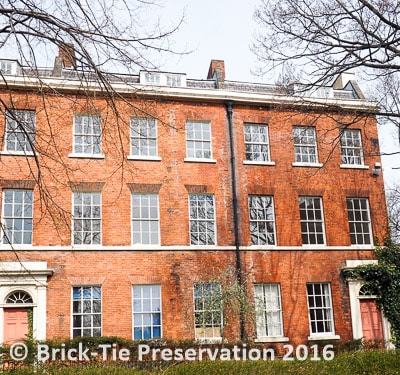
left=0, top=348, right=399, bottom=374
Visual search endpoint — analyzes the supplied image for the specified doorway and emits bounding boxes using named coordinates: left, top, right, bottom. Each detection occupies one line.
left=3, top=307, right=29, bottom=344
left=360, top=298, right=384, bottom=340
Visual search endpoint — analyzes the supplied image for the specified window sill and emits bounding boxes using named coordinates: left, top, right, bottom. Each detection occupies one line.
left=248, top=244, right=277, bottom=249
left=0, top=244, right=34, bottom=249
left=127, top=156, right=162, bottom=161
left=292, top=162, right=323, bottom=168
left=71, top=245, right=103, bottom=249
left=0, top=150, right=34, bottom=156
left=350, top=244, right=374, bottom=249
left=195, top=337, right=222, bottom=343
left=131, top=243, right=161, bottom=248
left=340, top=164, right=369, bottom=169
left=189, top=244, right=218, bottom=249
left=308, top=335, right=340, bottom=341
left=241, top=245, right=375, bottom=251
left=184, top=157, right=217, bottom=164
left=243, top=160, right=276, bottom=166
left=301, top=244, right=326, bottom=248
left=255, top=336, right=289, bottom=343
left=68, top=153, right=105, bottom=159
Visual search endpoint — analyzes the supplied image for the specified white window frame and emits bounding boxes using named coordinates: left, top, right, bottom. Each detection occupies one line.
left=131, top=194, right=160, bottom=245
left=72, top=192, right=102, bottom=246
left=4, top=110, right=35, bottom=154
left=340, top=129, right=364, bottom=166
left=1, top=189, right=33, bottom=245
left=299, top=196, right=326, bottom=245
left=306, top=283, right=335, bottom=337
left=139, top=71, right=186, bottom=87
left=254, top=284, right=284, bottom=339
left=144, top=72, right=160, bottom=85
left=132, top=284, right=162, bottom=340
left=189, top=194, right=216, bottom=246
left=346, top=198, right=373, bottom=245
left=72, top=114, right=103, bottom=157
left=0, top=61, right=15, bottom=75
left=71, top=285, right=102, bottom=338
left=129, top=117, right=159, bottom=160
left=293, top=126, right=319, bottom=165
left=248, top=195, right=276, bottom=245
left=194, top=282, right=223, bottom=341
left=166, top=74, right=181, bottom=87
left=244, top=123, right=271, bottom=162
left=185, top=121, right=213, bottom=161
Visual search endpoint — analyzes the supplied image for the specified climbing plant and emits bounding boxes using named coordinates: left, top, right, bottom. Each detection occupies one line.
left=342, top=240, right=400, bottom=348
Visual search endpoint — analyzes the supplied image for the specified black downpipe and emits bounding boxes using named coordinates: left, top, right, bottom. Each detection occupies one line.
left=225, top=101, right=245, bottom=341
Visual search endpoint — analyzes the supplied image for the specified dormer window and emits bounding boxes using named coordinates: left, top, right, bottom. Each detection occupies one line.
left=145, top=72, right=160, bottom=85
left=0, top=61, right=16, bottom=75
left=140, top=71, right=186, bottom=87
left=166, top=74, right=181, bottom=87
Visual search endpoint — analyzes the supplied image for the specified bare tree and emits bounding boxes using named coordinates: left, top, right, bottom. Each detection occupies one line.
left=1, top=0, right=183, bottom=74
left=252, top=0, right=400, bottom=143
left=0, top=0, right=184, bottom=246
left=253, top=0, right=400, bottom=84
left=387, top=185, right=400, bottom=243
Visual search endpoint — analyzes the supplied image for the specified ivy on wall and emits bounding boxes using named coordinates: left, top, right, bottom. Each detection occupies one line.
left=342, top=241, right=400, bottom=348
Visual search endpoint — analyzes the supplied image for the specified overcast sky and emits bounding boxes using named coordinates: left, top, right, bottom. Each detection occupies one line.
left=161, top=0, right=261, bottom=82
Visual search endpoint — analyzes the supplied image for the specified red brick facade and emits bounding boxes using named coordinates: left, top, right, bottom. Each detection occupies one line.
left=0, top=56, right=388, bottom=346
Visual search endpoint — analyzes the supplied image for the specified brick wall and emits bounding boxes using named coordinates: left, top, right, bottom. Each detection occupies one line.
left=0, top=87, right=387, bottom=343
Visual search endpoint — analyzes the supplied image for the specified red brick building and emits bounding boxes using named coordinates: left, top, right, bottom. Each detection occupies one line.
left=0, top=53, right=389, bottom=346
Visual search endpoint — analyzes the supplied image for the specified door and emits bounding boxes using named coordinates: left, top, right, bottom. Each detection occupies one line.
left=360, top=299, right=384, bottom=340
left=3, top=308, right=29, bottom=344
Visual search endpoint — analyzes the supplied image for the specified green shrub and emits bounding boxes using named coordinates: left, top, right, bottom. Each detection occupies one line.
left=0, top=349, right=399, bottom=374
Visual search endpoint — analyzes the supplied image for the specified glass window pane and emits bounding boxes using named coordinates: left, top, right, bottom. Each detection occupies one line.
left=299, top=197, right=325, bottom=245
left=133, top=285, right=162, bottom=340
left=347, top=198, right=372, bottom=245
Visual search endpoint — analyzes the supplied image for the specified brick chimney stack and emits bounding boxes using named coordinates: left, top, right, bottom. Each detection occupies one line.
left=59, top=43, right=76, bottom=69
left=207, top=60, right=225, bottom=88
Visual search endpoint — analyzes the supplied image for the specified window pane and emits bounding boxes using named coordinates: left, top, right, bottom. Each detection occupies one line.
left=72, top=192, right=102, bottom=245
left=340, top=130, right=364, bottom=165
left=307, top=283, right=334, bottom=335
left=5, top=110, right=36, bottom=153
left=244, top=124, right=271, bottom=161
left=130, top=118, right=157, bottom=156
left=254, top=284, right=283, bottom=337
left=132, top=285, right=162, bottom=340
left=249, top=196, right=276, bottom=245
left=131, top=194, right=160, bottom=245
left=72, top=286, right=102, bottom=338
left=194, top=283, right=222, bottom=339
left=298, top=197, right=325, bottom=245
left=186, top=121, right=212, bottom=159
left=2, top=190, right=33, bottom=245
left=347, top=198, right=372, bottom=245
left=189, top=194, right=216, bottom=245
left=293, top=126, right=318, bottom=163
left=73, top=115, right=102, bottom=154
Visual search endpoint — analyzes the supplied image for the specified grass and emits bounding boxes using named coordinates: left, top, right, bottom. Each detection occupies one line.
left=1, top=350, right=399, bottom=374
